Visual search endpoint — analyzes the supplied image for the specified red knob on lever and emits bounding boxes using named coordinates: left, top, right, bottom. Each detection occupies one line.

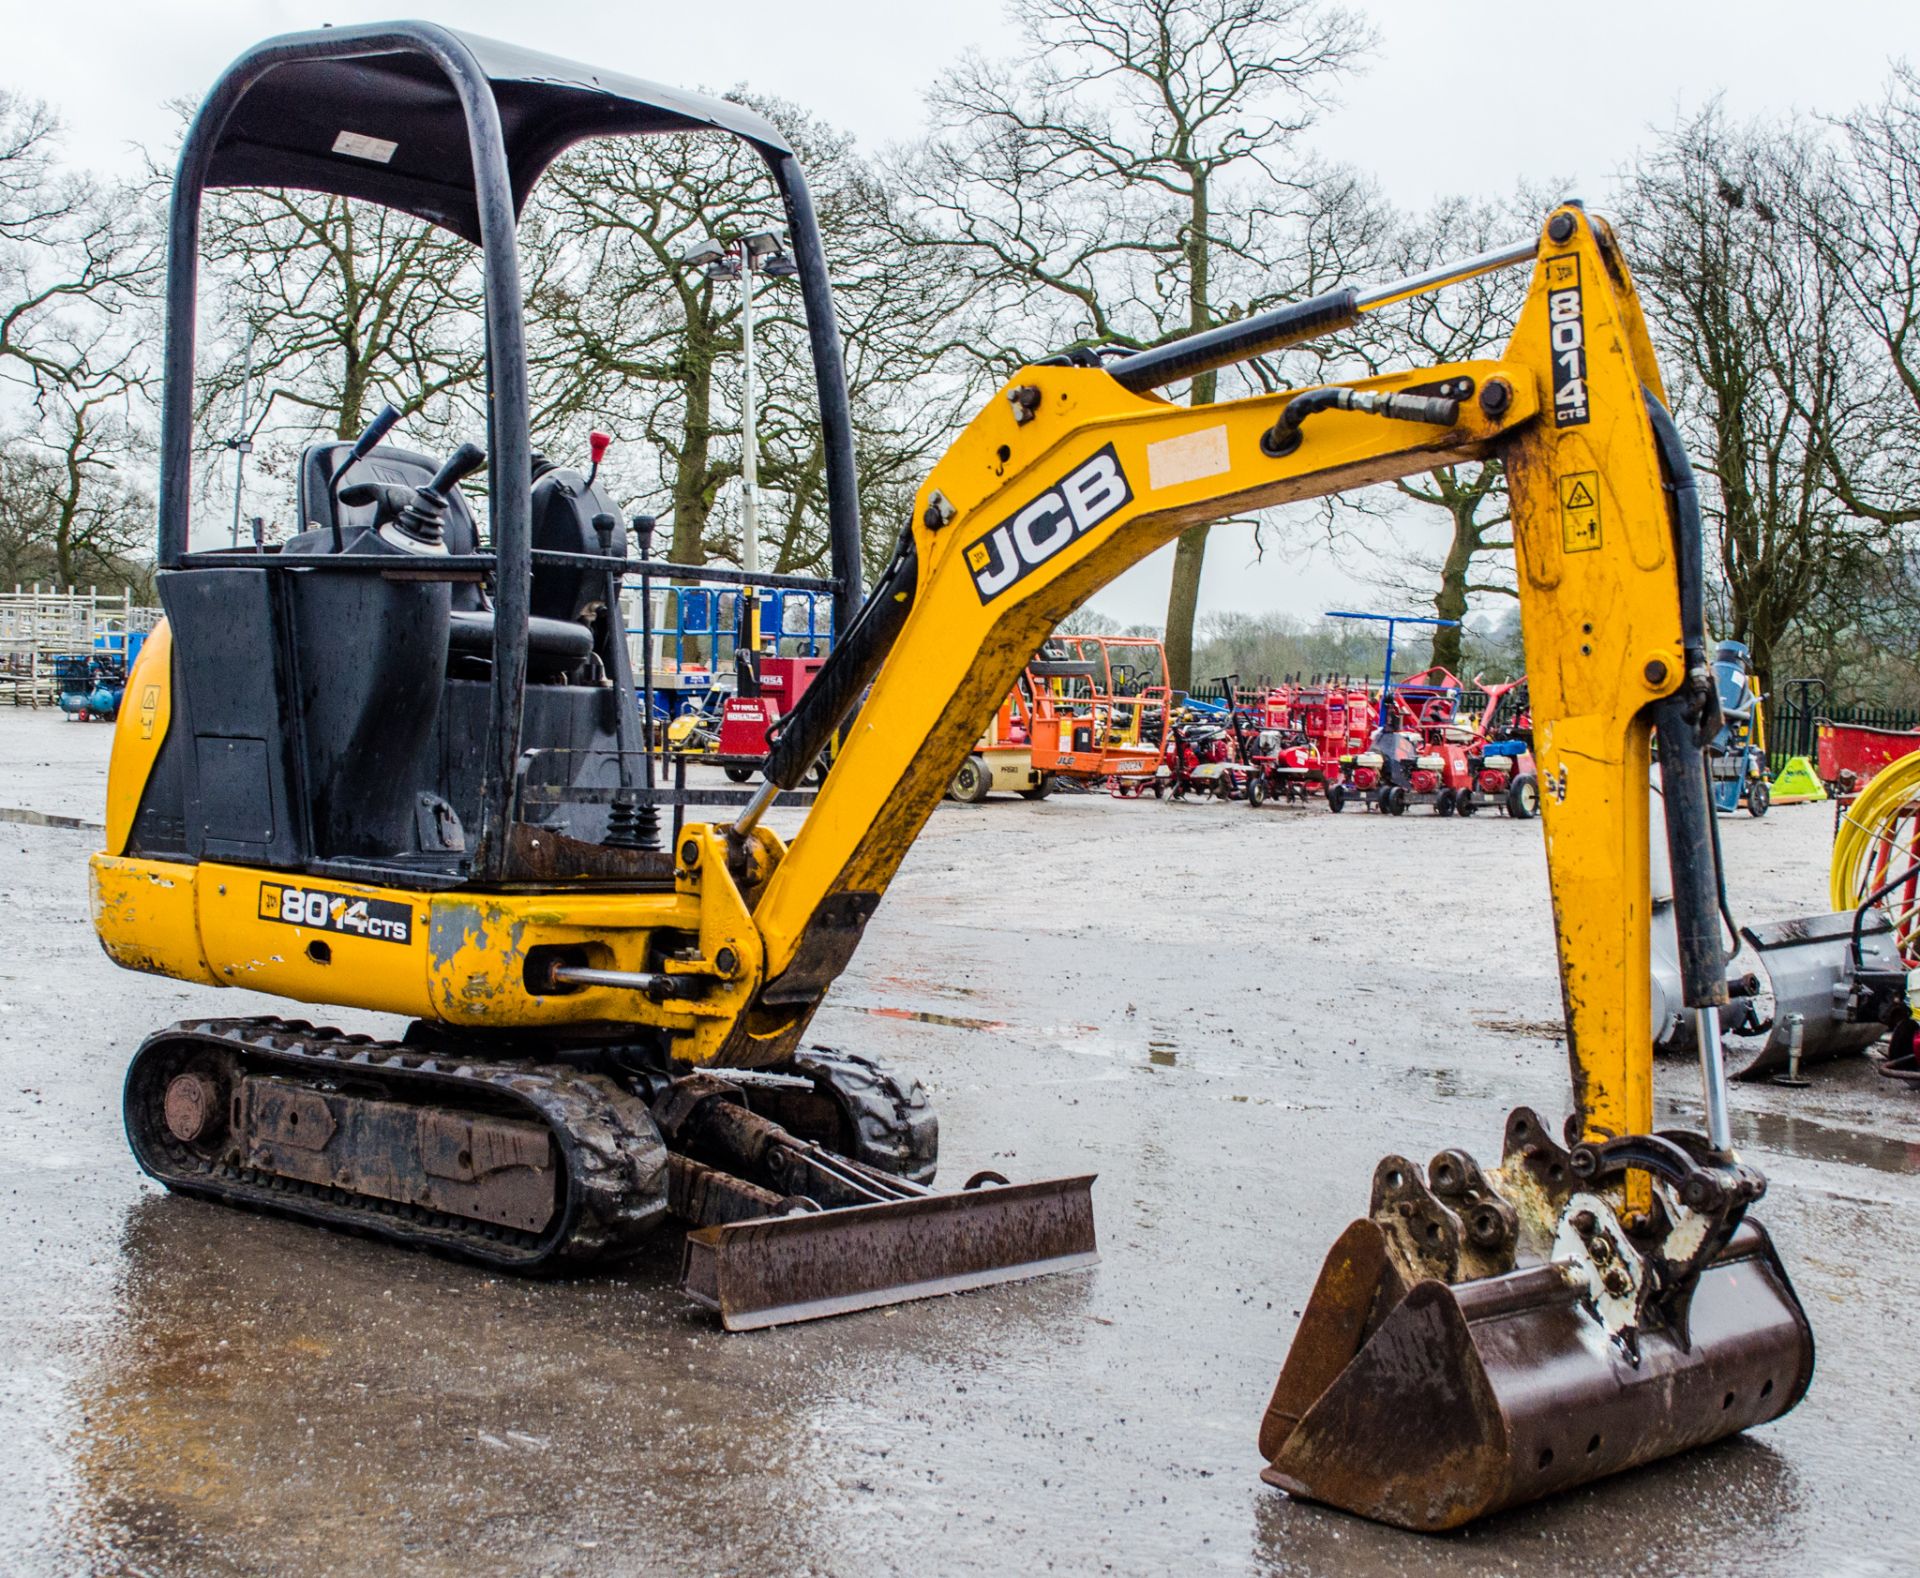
left=587, top=430, right=612, bottom=485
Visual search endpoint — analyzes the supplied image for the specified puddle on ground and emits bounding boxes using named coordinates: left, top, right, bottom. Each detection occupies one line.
left=871, top=973, right=979, bottom=1002
left=843, top=1003, right=1014, bottom=1033
left=1733, top=1108, right=1920, bottom=1175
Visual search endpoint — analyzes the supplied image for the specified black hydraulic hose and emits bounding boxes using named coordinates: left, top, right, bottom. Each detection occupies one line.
left=1643, top=388, right=1732, bottom=1007
left=1107, top=289, right=1359, bottom=394
left=1259, top=387, right=1462, bottom=458
left=1850, top=856, right=1920, bottom=972
left=759, top=521, right=919, bottom=790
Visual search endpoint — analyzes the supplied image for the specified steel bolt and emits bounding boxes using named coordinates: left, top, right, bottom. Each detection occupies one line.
left=1571, top=1209, right=1597, bottom=1235
left=1644, top=658, right=1669, bottom=687
left=1602, top=1267, right=1632, bottom=1297
left=1478, top=379, right=1512, bottom=418
left=1588, top=1236, right=1614, bottom=1264
left=715, top=946, right=739, bottom=977
left=679, top=839, right=700, bottom=868
left=1548, top=212, right=1578, bottom=244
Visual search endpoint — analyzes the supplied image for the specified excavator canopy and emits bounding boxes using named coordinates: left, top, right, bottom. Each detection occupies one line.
left=195, top=24, right=792, bottom=244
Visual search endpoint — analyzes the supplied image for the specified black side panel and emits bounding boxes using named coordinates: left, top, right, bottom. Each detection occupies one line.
left=158, top=568, right=305, bottom=867
left=287, top=569, right=451, bottom=860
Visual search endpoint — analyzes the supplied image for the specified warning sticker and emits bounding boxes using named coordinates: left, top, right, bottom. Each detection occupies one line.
left=1559, top=471, right=1601, bottom=553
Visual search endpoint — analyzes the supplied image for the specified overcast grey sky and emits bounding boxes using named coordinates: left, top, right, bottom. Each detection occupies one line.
left=7, top=1, right=1913, bottom=627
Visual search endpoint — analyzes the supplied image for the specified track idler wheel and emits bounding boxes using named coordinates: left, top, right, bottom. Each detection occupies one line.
left=1258, top=1108, right=1815, bottom=1531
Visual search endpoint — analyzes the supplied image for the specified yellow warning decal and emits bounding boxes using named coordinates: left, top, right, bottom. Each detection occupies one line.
left=1560, top=471, right=1601, bottom=553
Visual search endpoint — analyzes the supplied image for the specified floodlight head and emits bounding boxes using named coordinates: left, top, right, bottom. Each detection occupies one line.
left=679, top=237, right=726, bottom=269
left=743, top=228, right=787, bottom=258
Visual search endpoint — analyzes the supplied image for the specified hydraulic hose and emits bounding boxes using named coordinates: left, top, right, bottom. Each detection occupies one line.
left=1643, top=388, right=1736, bottom=1152
left=1259, top=387, right=1462, bottom=457
left=732, top=520, right=921, bottom=835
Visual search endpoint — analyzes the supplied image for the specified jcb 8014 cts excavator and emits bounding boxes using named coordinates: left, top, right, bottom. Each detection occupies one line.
left=90, top=23, right=1813, bottom=1534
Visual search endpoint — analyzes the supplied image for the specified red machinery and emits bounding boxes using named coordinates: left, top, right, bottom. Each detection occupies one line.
left=1328, top=666, right=1470, bottom=814
left=716, top=654, right=827, bottom=782
left=1327, top=669, right=1540, bottom=818
left=1157, top=708, right=1242, bottom=799
left=1452, top=676, right=1539, bottom=818
left=1240, top=680, right=1373, bottom=806
left=1817, top=720, right=1920, bottom=798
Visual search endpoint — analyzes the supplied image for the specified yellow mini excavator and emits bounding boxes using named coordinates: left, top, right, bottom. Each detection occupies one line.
left=90, top=23, right=1814, bottom=1534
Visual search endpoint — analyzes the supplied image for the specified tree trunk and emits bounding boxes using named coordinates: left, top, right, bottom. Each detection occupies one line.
left=1162, top=176, right=1215, bottom=694
left=1428, top=497, right=1475, bottom=673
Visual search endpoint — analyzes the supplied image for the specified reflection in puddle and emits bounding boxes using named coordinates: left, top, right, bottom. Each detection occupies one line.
left=1734, top=1108, right=1920, bottom=1175
left=844, top=1003, right=1014, bottom=1033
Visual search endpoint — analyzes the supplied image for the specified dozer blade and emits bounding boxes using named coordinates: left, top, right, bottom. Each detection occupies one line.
left=680, top=1174, right=1097, bottom=1330
left=1260, top=1216, right=1814, bottom=1531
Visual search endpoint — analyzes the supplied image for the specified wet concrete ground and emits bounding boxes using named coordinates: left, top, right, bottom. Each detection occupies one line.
left=3, top=708, right=1917, bottom=1576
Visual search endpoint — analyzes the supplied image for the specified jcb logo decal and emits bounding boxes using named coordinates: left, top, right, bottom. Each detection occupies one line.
left=965, top=444, right=1133, bottom=604
left=1545, top=255, right=1590, bottom=428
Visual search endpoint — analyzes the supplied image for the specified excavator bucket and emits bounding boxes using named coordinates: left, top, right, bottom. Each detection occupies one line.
left=1258, top=1115, right=1815, bottom=1531
left=680, top=1174, right=1098, bottom=1330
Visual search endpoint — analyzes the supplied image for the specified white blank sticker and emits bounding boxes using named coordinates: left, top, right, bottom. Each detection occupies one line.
left=332, top=130, right=398, bottom=164
left=1146, top=425, right=1230, bottom=490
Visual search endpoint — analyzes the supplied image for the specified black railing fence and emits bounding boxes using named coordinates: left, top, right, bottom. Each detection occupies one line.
left=1767, top=701, right=1920, bottom=772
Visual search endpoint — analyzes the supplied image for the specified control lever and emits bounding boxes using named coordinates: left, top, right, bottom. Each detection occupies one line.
left=326, top=403, right=403, bottom=551
left=339, top=441, right=486, bottom=552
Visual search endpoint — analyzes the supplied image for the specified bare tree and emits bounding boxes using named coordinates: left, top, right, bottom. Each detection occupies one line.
left=1622, top=106, right=1861, bottom=692
left=1818, top=65, right=1920, bottom=531
left=1312, top=192, right=1547, bottom=672
left=190, top=182, right=487, bottom=527
left=0, top=90, right=153, bottom=587
left=892, top=0, right=1376, bottom=689
left=527, top=97, right=978, bottom=579
left=0, top=388, right=151, bottom=592
left=0, top=92, right=151, bottom=401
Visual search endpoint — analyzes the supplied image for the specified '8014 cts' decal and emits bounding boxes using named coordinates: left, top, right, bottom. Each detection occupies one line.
left=258, top=881, right=413, bottom=944
left=1545, top=254, right=1590, bottom=428
left=965, top=443, right=1134, bottom=603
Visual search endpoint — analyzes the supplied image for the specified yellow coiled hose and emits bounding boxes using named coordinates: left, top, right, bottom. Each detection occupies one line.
left=1830, top=747, right=1920, bottom=966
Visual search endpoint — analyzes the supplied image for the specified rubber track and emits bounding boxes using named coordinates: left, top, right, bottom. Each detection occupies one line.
left=124, top=1017, right=669, bottom=1271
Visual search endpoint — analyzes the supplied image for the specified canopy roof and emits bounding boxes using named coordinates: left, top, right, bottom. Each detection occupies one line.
left=202, top=23, right=792, bottom=243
